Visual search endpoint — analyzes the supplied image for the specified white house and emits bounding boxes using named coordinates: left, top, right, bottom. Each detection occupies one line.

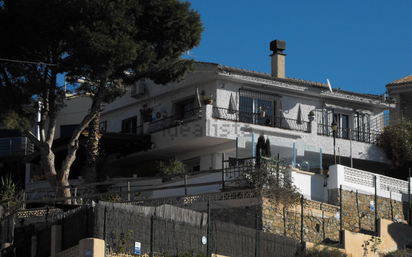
left=386, top=74, right=412, bottom=121
left=99, top=40, right=394, bottom=178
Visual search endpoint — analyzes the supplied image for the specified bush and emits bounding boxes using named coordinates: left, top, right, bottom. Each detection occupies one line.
left=384, top=248, right=412, bottom=257
left=296, top=246, right=348, bottom=257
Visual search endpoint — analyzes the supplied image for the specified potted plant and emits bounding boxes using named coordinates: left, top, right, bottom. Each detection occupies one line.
left=259, top=106, right=269, bottom=117
left=308, top=111, right=315, bottom=121
left=203, top=94, right=215, bottom=105
left=139, top=104, right=153, bottom=122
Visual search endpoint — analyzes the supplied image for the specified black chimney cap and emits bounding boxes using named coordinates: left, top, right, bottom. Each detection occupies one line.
left=270, top=40, right=286, bottom=54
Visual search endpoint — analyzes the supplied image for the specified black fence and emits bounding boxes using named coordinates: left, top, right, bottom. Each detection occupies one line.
left=213, top=107, right=311, bottom=133
left=0, top=206, right=94, bottom=257
left=95, top=202, right=300, bottom=257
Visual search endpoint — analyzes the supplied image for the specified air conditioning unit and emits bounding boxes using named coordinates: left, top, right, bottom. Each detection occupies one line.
left=131, top=81, right=146, bottom=98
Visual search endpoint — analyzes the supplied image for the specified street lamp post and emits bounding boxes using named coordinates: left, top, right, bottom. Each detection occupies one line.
left=331, top=120, right=338, bottom=165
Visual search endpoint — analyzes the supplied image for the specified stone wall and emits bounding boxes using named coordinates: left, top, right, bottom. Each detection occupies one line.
left=262, top=189, right=408, bottom=244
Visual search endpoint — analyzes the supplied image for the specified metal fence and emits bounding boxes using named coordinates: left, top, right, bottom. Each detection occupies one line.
left=95, top=202, right=300, bottom=257
left=213, top=107, right=311, bottom=133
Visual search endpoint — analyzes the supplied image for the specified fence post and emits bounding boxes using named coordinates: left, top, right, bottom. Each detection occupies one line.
left=340, top=185, right=343, bottom=232
left=409, top=169, right=411, bottom=206
left=104, top=206, right=107, bottom=257
left=409, top=169, right=411, bottom=226
left=300, top=195, right=304, bottom=246
left=22, top=192, right=26, bottom=210
left=150, top=215, right=155, bottom=257
left=221, top=153, right=225, bottom=192
left=283, top=207, right=286, bottom=236
left=276, top=153, right=280, bottom=181
left=255, top=212, right=259, bottom=257
left=375, top=175, right=378, bottom=235
left=207, top=201, right=211, bottom=257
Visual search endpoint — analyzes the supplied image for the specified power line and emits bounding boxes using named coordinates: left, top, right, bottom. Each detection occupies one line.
left=0, top=57, right=58, bottom=66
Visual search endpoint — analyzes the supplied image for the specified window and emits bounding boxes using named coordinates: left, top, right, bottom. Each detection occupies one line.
left=183, top=157, right=200, bottom=172
left=355, top=112, right=371, bottom=142
left=334, top=113, right=349, bottom=139
left=239, top=89, right=281, bottom=125
left=60, top=124, right=79, bottom=138
left=173, top=97, right=195, bottom=120
left=122, top=116, right=137, bottom=133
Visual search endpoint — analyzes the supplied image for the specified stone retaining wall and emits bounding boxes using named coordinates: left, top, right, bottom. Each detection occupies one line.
left=261, top=189, right=408, bottom=244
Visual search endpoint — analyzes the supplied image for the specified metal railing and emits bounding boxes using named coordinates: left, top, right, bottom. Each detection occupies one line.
left=0, top=137, right=34, bottom=157
left=121, top=125, right=144, bottom=135
left=213, top=107, right=311, bottom=133
left=317, top=124, right=380, bottom=144
left=148, top=107, right=202, bottom=133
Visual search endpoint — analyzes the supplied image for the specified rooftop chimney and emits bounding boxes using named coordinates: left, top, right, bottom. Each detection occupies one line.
left=270, top=40, right=286, bottom=78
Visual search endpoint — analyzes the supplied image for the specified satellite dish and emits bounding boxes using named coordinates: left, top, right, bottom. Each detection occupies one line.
left=326, top=79, right=333, bottom=93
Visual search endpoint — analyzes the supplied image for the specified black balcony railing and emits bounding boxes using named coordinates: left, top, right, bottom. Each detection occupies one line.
left=0, top=137, right=34, bottom=157
left=317, top=124, right=380, bottom=144
left=149, top=107, right=202, bottom=133
left=213, top=107, right=311, bottom=133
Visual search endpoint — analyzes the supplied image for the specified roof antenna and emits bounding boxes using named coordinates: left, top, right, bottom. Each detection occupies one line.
left=184, top=50, right=196, bottom=57
left=326, top=79, right=333, bottom=93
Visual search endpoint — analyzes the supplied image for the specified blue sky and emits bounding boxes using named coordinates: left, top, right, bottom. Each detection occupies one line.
left=185, top=0, right=412, bottom=96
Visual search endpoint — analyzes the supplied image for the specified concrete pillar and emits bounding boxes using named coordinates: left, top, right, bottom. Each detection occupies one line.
left=79, top=238, right=105, bottom=257
left=51, top=225, right=62, bottom=257
left=310, top=119, right=317, bottom=135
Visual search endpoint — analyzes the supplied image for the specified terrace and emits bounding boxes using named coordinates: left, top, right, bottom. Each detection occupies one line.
left=0, top=137, right=34, bottom=157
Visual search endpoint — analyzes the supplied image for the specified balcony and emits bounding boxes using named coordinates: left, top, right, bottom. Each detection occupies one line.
left=0, top=137, right=34, bottom=157
left=213, top=107, right=311, bottom=133
left=317, top=124, right=380, bottom=144
left=148, top=107, right=202, bottom=133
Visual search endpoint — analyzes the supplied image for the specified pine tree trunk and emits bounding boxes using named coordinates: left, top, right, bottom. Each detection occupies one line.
left=85, top=106, right=101, bottom=190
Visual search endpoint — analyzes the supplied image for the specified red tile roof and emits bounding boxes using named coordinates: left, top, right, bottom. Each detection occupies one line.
left=386, top=75, right=412, bottom=87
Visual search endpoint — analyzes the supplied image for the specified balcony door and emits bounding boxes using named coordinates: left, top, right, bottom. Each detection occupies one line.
left=174, top=98, right=195, bottom=120
left=239, top=89, right=281, bottom=125
left=334, top=113, right=349, bottom=139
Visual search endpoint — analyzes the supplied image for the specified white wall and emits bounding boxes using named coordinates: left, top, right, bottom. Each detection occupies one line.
left=55, top=95, right=92, bottom=138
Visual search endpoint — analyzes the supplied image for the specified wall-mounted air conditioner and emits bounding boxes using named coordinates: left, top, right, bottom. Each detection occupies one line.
left=131, top=81, right=146, bottom=98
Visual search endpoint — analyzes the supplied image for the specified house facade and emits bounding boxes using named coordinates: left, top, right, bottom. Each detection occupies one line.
left=100, top=40, right=394, bottom=177
left=386, top=74, right=412, bottom=121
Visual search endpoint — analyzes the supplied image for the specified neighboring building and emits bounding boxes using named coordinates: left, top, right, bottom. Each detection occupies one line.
left=23, top=94, right=93, bottom=191
left=99, top=40, right=394, bottom=179
left=386, top=74, right=412, bottom=121
left=53, top=93, right=92, bottom=139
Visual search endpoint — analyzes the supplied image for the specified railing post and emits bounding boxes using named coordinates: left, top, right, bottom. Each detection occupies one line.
left=184, top=175, right=188, bottom=195
left=22, top=192, right=26, bottom=210
left=127, top=181, right=131, bottom=201
left=207, top=201, right=211, bottom=257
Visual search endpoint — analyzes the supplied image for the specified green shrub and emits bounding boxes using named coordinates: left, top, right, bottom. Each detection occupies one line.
left=384, top=248, right=412, bottom=257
